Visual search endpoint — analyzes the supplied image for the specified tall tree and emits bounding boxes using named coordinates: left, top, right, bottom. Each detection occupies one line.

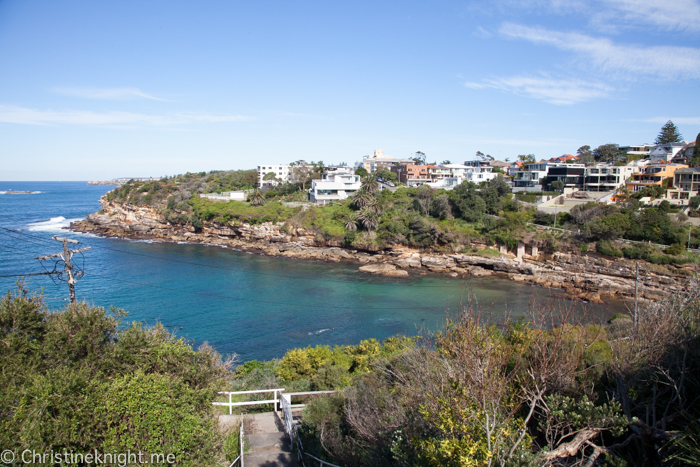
left=655, top=120, right=683, bottom=144
left=593, top=144, right=624, bottom=163
left=412, top=151, right=426, bottom=165
left=576, top=145, right=594, bottom=165
left=289, top=160, right=315, bottom=191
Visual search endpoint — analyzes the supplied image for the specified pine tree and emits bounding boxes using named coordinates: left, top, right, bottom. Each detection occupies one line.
left=655, top=120, right=683, bottom=144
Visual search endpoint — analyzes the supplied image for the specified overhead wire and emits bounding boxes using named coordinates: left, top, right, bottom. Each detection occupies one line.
left=0, top=225, right=471, bottom=288
left=0, top=240, right=459, bottom=311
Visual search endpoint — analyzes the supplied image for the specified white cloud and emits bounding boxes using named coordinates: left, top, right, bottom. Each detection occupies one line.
left=0, top=105, right=252, bottom=127
left=595, top=0, right=700, bottom=33
left=464, top=75, right=613, bottom=104
left=53, top=87, right=166, bottom=101
left=500, top=23, right=700, bottom=80
left=498, top=0, right=700, bottom=32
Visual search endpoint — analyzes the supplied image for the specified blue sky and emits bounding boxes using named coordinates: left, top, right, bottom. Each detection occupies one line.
left=1, top=0, right=699, bottom=180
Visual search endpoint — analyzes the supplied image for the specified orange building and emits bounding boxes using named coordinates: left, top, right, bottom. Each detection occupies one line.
left=624, top=163, right=688, bottom=192
left=390, top=164, right=434, bottom=183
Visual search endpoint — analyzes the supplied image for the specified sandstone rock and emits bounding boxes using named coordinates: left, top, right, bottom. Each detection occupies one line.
left=359, top=263, right=409, bottom=278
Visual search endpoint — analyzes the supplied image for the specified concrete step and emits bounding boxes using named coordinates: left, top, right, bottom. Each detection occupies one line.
left=245, top=450, right=298, bottom=467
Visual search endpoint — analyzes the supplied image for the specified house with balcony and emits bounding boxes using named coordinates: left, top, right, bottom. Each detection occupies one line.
left=545, top=164, right=586, bottom=190
left=625, top=164, right=688, bottom=193
left=511, top=162, right=549, bottom=191
left=664, top=167, right=700, bottom=206
left=309, top=169, right=362, bottom=205
left=462, top=160, right=498, bottom=183
left=619, top=144, right=654, bottom=160
left=583, top=165, right=639, bottom=192
left=648, top=142, right=687, bottom=163
left=671, top=141, right=696, bottom=164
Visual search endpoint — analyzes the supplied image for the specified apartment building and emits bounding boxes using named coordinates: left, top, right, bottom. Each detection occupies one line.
left=257, top=164, right=290, bottom=187
left=583, top=165, right=638, bottom=192
left=665, top=167, right=700, bottom=206
left=625, top=164, right=688, bottom=192
left=390, top=164, right=433, bottom=184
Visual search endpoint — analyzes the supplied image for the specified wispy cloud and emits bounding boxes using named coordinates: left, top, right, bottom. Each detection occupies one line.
left=596, top=0, right=700, bottom=33
left=53, top=87, right=166, bottom=101
left=498, top=0, right=700, bottom=32
left=0, top=105, right=252, bottom=127
left=499, top=23, right=700, bottom=80
left=464, top=75, right=613, bottom=104
left=640, top=116, right=700, bottom=125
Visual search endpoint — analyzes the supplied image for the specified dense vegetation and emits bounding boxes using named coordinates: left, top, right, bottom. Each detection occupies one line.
left=291, top=288, right=700, bottom=466
left=0, top=285, right=233, bottom=466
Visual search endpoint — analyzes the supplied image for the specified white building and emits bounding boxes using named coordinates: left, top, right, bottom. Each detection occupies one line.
left=309, top=169, right=362, bottom=205
left=583, top=165, right=639, bottom=192
left=511, top=162, right=550, bottom=191
left=356, top=149, right=414, bottom=173
left=619, top=144, right=654, bottom=159
left=648, top=142, right=687, bottom=163
left=257, top=164, right=291, bottom=188
left=462, top=160, right=498, bottom=183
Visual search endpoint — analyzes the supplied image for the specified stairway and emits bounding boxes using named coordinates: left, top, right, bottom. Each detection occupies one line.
left=244, top=412, right=298, bottom=467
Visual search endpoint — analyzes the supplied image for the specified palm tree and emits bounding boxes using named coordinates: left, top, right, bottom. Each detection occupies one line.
left=352, top=189, right=374, bottom=209
left=249, top=190, right=265, bottom=206
left=344, top=213, right=358, bottom=231
left=356, top=207, right=379, bottom=231
left=361, top=175, right=379, bottom=195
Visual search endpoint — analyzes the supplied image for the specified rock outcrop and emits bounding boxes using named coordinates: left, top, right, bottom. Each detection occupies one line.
left=70, top=198, right=692, bottom=303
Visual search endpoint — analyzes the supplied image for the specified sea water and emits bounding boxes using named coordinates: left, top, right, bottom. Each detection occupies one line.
left=0, top=181, right=629, bottom=361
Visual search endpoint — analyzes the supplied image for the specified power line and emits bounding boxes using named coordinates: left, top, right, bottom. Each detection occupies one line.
left=0, top=242, right=459, bottom=311
left=0, top=272, right=53, bottom=278
left=0, top=226, right=469, bottom=288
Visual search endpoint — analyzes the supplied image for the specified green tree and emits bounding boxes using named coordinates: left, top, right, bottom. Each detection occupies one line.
left=412, top=151, right=426, bottom=165
left=262, top=172, right=278, bottom=184
left=689, top=195, right=700, bottom=211
left=593, top=143, right=624, bottom=163
left=551, top=180, right=564, bottom=192
left=354, top=167, right=369, bottom=177
left=655, top=120, right=683, bottom=144
left=518, top=154, right=536, bottom=165
left=576, top=145, right=594, bottom=165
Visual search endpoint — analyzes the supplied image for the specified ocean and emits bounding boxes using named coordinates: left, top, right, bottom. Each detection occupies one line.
left=0, top=181, right=628, bottom=362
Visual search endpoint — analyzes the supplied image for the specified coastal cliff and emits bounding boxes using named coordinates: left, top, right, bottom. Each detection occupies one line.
left=71, top=197, right=693, bottom=303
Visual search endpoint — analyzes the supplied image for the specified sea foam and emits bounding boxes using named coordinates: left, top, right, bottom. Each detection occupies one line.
left=27, top=216, right=82, bottom=232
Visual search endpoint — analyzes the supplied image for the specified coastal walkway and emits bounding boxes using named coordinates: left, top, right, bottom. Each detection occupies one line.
left=215, top=389, right=339, bottom=467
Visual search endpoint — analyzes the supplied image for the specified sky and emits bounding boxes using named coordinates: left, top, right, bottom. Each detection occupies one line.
left=1, top=0, right=699, bottom=180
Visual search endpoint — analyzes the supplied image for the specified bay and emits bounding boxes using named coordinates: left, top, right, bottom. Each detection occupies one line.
left=0, top=181, right=629, bottom=361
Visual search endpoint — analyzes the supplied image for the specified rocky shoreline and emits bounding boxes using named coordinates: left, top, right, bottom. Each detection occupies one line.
left=70, top=198, right=694, bottom=304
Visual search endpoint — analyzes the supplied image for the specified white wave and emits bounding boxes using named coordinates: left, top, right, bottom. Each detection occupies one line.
left=308, top=328, right=333, bottom=335
left=27, top=216, right=82, bottom=232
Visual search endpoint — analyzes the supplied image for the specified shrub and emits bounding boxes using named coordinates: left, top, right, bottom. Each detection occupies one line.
left=597, top=240, right=623, bottom=257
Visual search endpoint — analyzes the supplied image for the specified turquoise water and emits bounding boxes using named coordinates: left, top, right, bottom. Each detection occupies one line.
left=0, top=182, right=628, bottom=361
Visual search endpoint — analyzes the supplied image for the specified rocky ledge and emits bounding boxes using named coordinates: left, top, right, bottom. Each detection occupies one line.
left=70, top=199, right=693, bottom=304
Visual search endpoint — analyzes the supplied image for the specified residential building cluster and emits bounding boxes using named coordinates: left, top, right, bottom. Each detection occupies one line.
left=256, top=140, right=698, bottom=206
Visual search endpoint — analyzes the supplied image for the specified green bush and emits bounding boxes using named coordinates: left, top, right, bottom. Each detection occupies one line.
left=597, top=240, right=623, bottom=257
